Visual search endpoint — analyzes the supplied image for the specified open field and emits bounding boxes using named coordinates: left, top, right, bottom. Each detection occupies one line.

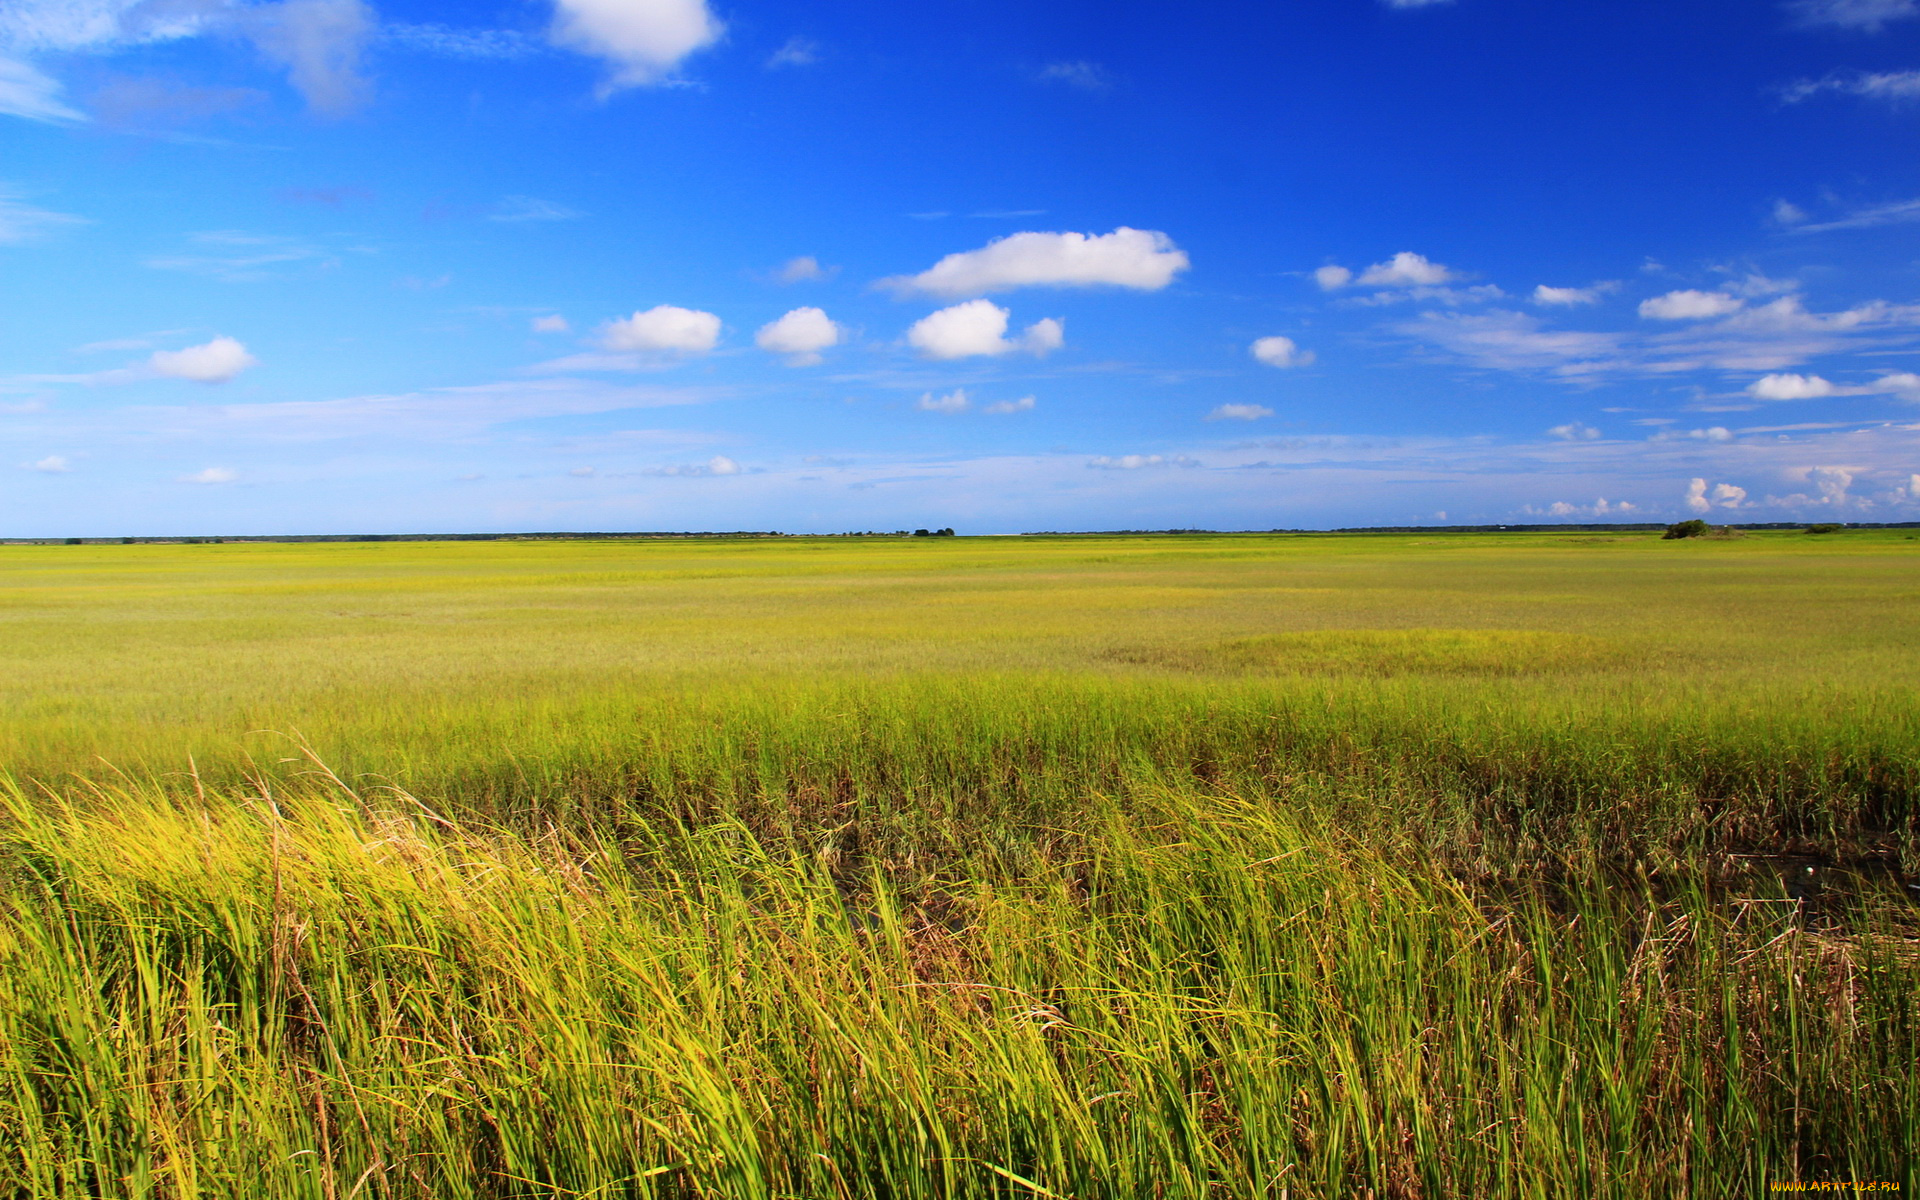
left=0, top=532, right=1915, bottom=1196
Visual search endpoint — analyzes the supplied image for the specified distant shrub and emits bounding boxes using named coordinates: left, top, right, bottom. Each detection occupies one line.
left=1662, top=519, right=1710, bottom=540
left=1806, top=523, right=1844, bottom=535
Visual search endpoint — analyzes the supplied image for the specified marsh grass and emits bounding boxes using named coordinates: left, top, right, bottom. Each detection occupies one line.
left=0, top=532, right=1915, bottom=1195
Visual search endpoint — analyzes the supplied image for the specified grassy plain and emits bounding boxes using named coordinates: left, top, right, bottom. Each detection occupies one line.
left=0, top=531, right=1914, bottom=1196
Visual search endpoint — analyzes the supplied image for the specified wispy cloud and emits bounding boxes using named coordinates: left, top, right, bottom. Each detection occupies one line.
left=766, top=36, right=819, bottom=68
left=1037, top=61, right=1113, bottom=91
left=487, top=195, right=583, bottom=223
left=0, top=187, right=85, bottom=243
left=145, top=230, right=337, bottom=282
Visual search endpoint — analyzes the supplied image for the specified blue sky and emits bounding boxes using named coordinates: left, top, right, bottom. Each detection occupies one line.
left=4, top=0, right=1920, bottom=534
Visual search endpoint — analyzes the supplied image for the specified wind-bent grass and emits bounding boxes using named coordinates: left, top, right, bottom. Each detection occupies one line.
left=0, top=532, right=1915, bottom=1195
left=1, top=781, right=1913, bottom=1198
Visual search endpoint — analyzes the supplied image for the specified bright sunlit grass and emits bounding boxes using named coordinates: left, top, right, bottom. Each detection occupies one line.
left=0, top=531, right=1913, bottom=1196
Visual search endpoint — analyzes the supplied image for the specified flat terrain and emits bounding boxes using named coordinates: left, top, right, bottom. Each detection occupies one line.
left=0, top=532, right=1913, bottom=1197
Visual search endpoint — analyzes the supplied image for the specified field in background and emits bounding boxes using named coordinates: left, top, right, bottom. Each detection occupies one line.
left=0, top=532, right=1914, bottom=1196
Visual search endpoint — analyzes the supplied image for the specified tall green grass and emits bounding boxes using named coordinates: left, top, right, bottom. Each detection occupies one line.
left=0, top=533, right=1914, bottom=1194
left=1, top=779, right=1911, bottom=1198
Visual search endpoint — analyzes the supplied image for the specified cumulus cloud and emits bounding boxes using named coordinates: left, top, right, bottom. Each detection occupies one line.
left=1548, top=422, right=1600, bottom=440
left=25, top=455, right=68, bottom=472
left=1639, top=290, right=1745, bottom=320
left=755, top=306, right=840, bottom=365
left=1749, top=372, right=1837, bottom=400
left=549, top=0, right=724, bottom=91
left=983, top=395, right=1035, bottom=414
left=1684, top=478, right=1749, bottom=513
left=1316, top=253, right=1492, bottom=305
left=1208, top=404, right=1274, bottom=421
left=774, top=255, right=832, bottom=283
left=150, top=336, right=257, bottom=383
left=881, top=227, right=1188, bottom=298
left=1532, top=283, right=1614, bottom=306
left=905, top=300, right=1062, bottom=360
left=1355, top=252, right=1454, bottom=288
left=1535, top=497, right=1638, bottom=517
left=1787, top=0, right=1918, bottom=30
left=917, top=388, right=970, bottom=413
left=1250, top=335, right=1313, bottom=368
left=183, top=467, right=237, bottom=484
left=532, top=314, right=570, bottom=333
left=1313, top=265, right=1353, bottom=291
left=599, top=304, right=721, bottom=354
left=1875, top=371, right=1920, bottom=397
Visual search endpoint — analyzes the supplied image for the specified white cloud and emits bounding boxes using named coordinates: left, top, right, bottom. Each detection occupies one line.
left=905, top=300, right=1062, bottom=360
left=599, top=304, right=721, bottom=354
left=1684, top=477, right=1748, bottom=512
left=1384, top=0, right=1455, bottom=7
left=1038, top=60, right=1112, bottom=91
left=1786, top=197, right=1920, bottom=233
left=1086, top=454, right=1198, bottom=470
left=1784, top=69, right=1920, bottom=104
left=1536, top=497, right=1637, bottom=517
left=983, top=395, right=1035, bottom=414
left=239, top=0, right=373, bottom=116
left=1532, top=283, right=1613, bottom=306
left=1548, top=422, right=1600, bottom=440
left=1355, top=252, right=1454, bottom=288
left=1787, top=0, right=1917, bottom=30
left=1875, top=371, right=1920, bottom=396
left=1640, top=290, right=1744, bottom=320
left=25, top=454, right=68, bottom=472
left=532, top=314, right=570, bottom=333
left=1022, top=316, right=1065, bottom=355
left=489, top=196, right=582, bottom=222
left=569, top=465, right=595, bottom=476
left=755, top=306, right=840, bottom=365
left=765, top=36, right=818, bottom=68
left=0, top=56, right=81, bottom=122
left=881, top=227, right=1188, bottom=297
left=382, top=24, right=540, bottom=60
left=183, top=467, right=237, bottom=484
left=145, top=230, right=330, bottom=283
left=1398, top=310, right=1625, bottom=375
left=1250, top=335, right=1313, bottom=368
left=0, top=187, right=85, bottom=243
left=1749, top=372, right=1837, bottom=400
left=774, top=255, right=831, bottom=283
left=549, top=0, right=724, bottom=91
left=150, top=336, right=257, bottom=383
left=1313, top=265, right=1353, bottom=291
left=917, top=389, right=970, bottom=413
left=645, top=455, right=741, bottom=476
left=1209, top=404, right=1274, bottom=421
left=1773, top=199, right=1809, bottom=226
left=1317, top=253, right=1489, bottom=305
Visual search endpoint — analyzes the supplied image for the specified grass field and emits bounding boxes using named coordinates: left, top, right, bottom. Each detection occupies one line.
left=0, top=531, right=1914, bottom=1197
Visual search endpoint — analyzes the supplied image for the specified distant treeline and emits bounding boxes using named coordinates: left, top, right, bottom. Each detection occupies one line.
left=9, top=521, right=1920, bottom=546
